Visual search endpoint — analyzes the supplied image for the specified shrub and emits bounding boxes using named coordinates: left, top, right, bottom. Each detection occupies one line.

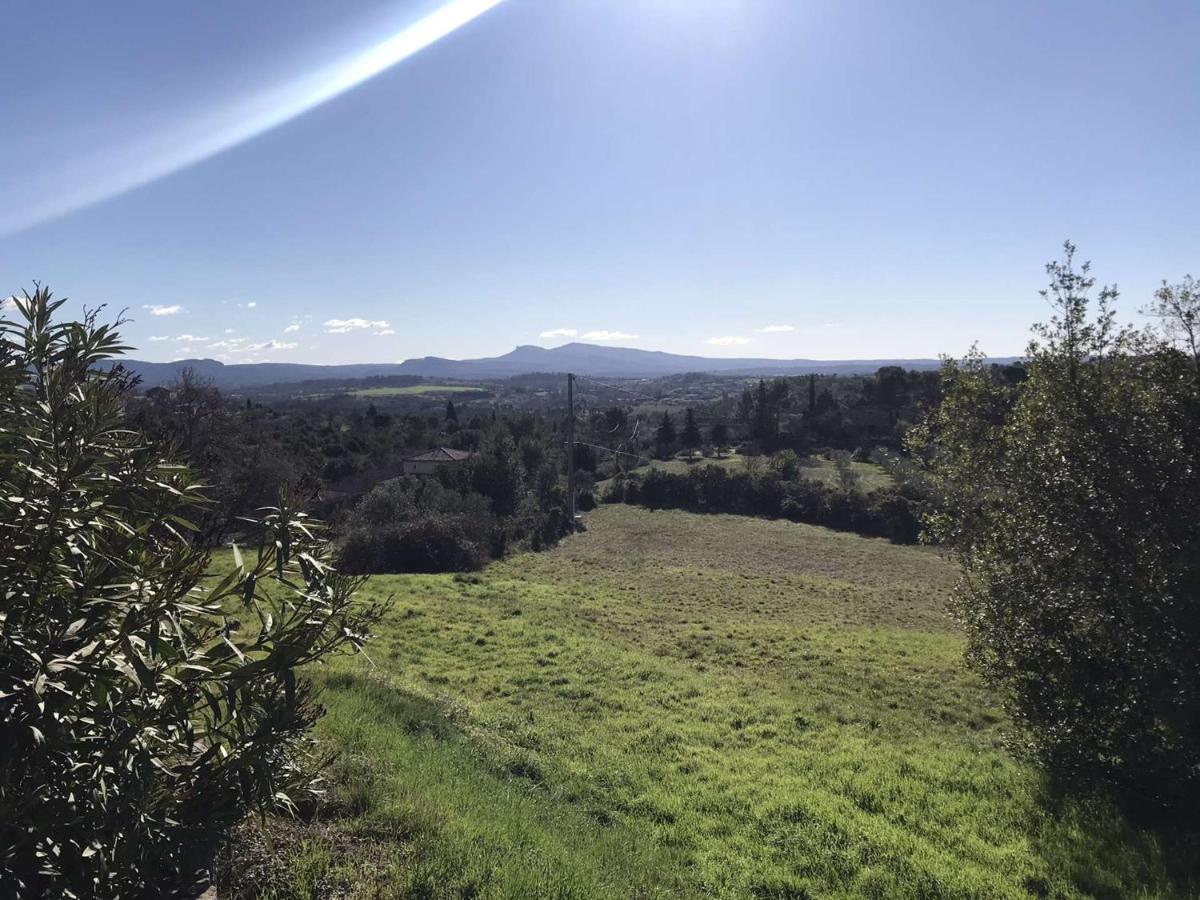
left=769, top=449, right=801, bottom=480
left=0, top=288, right=385, bottom=896
left=611, top=462, right=921, bottom=544
left=339, top=514, right=490, bottom=574
left=337, top=479, right=495, bottom=574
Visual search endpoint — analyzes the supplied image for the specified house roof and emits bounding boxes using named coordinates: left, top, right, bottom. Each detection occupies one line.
left=403, top=447, right=474, bottom=463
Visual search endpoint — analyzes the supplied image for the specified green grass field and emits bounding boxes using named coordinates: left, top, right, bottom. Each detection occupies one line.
left=222, top=506, right=1196, bottom=899
left=350, top=384, right=486, bottom=397
left=602, top=452, right=894, bottom=493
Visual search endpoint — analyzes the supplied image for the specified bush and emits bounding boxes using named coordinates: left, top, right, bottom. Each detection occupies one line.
left=0, top=288, right=385, bottom=895
left=337, top=478, right=495, bottom=573
left=610, top=462, right=921, bottom=543
left=770, top=449, right=801, bottom=480
left=339, top=514, right=490, bottom=573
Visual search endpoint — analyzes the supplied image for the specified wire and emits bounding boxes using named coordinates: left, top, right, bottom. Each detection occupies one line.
left=573, top=440, right=655, bottom=464
left=572, top=374, right=662, bottom=404
left=570, top=374, right=659, bottom=469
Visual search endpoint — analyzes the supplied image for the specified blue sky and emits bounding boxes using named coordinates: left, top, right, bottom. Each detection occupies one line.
left=2, top=0, right=1197, bottom=364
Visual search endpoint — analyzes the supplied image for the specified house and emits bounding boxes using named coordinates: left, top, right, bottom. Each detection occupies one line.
left=401, top=446, right=475, bottom=476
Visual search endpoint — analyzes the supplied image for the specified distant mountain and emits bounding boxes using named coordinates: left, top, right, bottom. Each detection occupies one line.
left=118, top=343, right=1007, bottom=390
left=114, top=359, right=411, bottom=390
left=392, top=343, right=956, bottom=379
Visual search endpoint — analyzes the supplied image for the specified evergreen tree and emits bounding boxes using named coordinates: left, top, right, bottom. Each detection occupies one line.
left=751, top=379, right=779, bottom=445
left=654, top=411, right=677, bottom=459
left=709, top=421, right=729, bottom=457
left=681, top=407, right=702, bottom=458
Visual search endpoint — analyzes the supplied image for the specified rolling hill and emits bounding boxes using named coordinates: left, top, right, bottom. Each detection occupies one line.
left=117, top=342, right=1010, bottom=390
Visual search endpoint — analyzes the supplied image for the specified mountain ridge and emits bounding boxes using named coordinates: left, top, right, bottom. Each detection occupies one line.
left=117, top=342, right=1011, bottom=390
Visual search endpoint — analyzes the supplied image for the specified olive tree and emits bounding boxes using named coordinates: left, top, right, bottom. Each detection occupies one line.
left=0, top=288, right=386, bottom=896
left=910, top=245, right=1200, bottom=803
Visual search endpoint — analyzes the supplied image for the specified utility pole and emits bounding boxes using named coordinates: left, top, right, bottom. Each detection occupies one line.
left=566, top=372, right=577, bottom=526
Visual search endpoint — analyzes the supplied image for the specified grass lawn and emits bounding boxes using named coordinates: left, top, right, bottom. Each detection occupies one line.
left=350, top=384, right=486, bottom=397
left=220, top=506, right=1196, bottom=899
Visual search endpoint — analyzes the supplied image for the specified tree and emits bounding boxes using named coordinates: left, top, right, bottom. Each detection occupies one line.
left=746, top=379, right=784, bottom=446
left=129, top=375, right=318, bottom=544
left=709, top=421, right=730, bottom=456
left=680, top=408, right=702, bottom=458
left=445, top=398, right=459, bottom=423
left=1143, top=274, right=1200, bottom=369
left=0, top=288, right=386, bottom=895
left=654, top=411, right=677, bottom=459
left=863, top=366, right=909, bottom=425
left=911, top=245, right=1200, bottom=803
left=465, top=424, right=523, bottom=517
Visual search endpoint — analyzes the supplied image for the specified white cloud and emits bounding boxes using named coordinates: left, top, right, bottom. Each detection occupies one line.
left=245, top=339, right=297, bottom=352
left=207, top=338, right=246, bottom=351
left=706, top=336, right=752, bottom=346
left=224, top=328, right=236, bottom=334
left=246, top=301, right=257, bottom=308
left=143, top=304, right=182, bottom=316
left=581, top=330, right=639, bottom=342
left=149, top=335, right=170, bottom=342
left=540, top=328, right=578, bottom=339
left=174, top=334, right=209, bottom=342
left=757, top=324, right=794, bottom=333
left=2, top=296, right=16, bottom=311
left=324, top=317, right=390, bottom=333
left=283, top=323, right=301, bottom=333
left=373, top=328, right=395, bottom=336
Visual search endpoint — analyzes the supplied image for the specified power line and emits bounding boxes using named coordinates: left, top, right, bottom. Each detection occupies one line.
left=568, top=374, right=658, bottom=474
left=572, top=374, right=662, bottom=404
left=573, top=440, right=654, bottom=465
left=566, top=373, right=576, bottom=523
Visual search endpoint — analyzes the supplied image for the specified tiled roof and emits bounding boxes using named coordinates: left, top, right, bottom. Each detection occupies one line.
left=403, top=447, right=474, bottom=463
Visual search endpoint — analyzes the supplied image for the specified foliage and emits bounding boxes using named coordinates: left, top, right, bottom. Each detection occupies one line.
left=129, top=370, right=320, bottom=543
left=338, top=478, right=494, bottom=573
left=338, top=434, right=572, bottom=575
left=911, top=244, right=1200, bottom=802
left=604, top=458, right=922, bottom=543
left=708, top=421, right=729, bottom=455
left=680, top=407, right=702, bottom=456
left=769, top=448, right=800, bottom=480
left=0, top=288, right=385, bottom=897
left=1143, top=275, right=1200, bottom=366
left=653, top=411, right=676, bottom=459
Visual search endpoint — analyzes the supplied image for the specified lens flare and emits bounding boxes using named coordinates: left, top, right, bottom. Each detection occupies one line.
left=3, top=0, right=507, bottom=236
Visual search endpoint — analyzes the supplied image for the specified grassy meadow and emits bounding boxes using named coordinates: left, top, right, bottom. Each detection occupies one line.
left=600, top=452, right=894, bottom=493
left=220, top=506, right=1196, bottom=899
left=350, top=384, right=485, bottom=398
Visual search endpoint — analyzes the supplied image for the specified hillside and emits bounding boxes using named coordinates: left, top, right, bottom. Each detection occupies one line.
left=217, top=506, right=1191, bottom=898
left=392, top=343, right=957, bottom=380
left=117, top=343, right=1011, bottom=389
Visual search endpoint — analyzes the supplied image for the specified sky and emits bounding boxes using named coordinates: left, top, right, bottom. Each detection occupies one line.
left=2, top=0, right=1197, bottom=364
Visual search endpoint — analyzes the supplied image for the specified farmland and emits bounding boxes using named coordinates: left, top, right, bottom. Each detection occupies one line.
left=350, top=384, right=486, bottom=398
left=220, top=506, right=1193, bottom=899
